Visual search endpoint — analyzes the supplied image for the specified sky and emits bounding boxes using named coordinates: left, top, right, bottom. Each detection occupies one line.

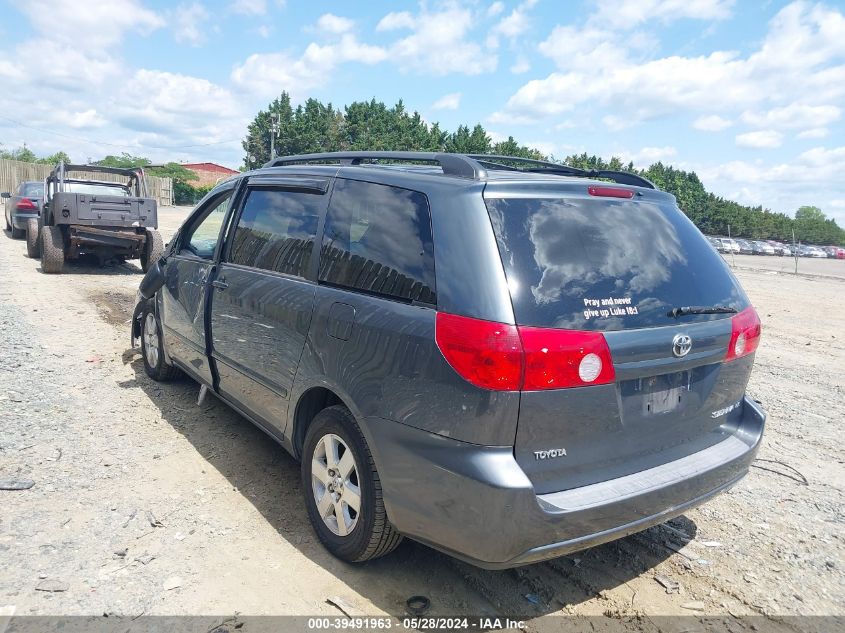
left=0, top=0, right=844, bottom=224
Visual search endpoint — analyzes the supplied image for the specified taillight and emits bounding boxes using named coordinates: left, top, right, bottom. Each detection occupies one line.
left=435, top=312, right=523, bottom=391
left=726, top=306, right=761, bottom=361
left=520, top=327, right=615, bottom=390
left=16, top=198, right=37, bottom=210
left=587, top=186, right=634, bottom=199
left=435, top=312, right=616, bottom=391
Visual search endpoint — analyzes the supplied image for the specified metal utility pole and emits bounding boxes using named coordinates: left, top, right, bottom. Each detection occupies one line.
left=792, top=229, right=798, bottom=274
left=727, top=224, right=736, bottom=268
left=270, top=113, right=280, bottom=160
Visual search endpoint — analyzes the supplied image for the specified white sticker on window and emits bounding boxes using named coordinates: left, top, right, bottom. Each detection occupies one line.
left=583, top=297, right=640, bottom=320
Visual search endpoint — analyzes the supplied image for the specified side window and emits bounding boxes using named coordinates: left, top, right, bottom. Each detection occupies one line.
left=228, top=187, right=321, bottom=278
left=181, top=190, right=232, bottom=259
left=318, top=179, right=436, bottom=304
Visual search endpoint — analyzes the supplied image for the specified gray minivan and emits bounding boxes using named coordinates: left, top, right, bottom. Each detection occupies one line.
left=132, top=152, right=765, bottom=569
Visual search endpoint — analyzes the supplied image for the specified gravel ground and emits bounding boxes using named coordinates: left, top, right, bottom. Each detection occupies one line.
left=0, top=207, right=842, bottom=630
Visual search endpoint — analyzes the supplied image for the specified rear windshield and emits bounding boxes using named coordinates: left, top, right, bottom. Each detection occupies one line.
left=22, top=183, right=43, bottom=197
left=485, top=196, right=748, bottom=331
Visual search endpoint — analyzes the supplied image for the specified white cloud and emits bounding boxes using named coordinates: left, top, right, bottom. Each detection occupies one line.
left=231, top=34, right=387, bottom=100
left=735, top=130, right=783, bottom=149
left=622, top=146, right=678, bottom=166
left=67, top=109, right=107, bottom=129
left=797, top=127, right=829, bottom=139
left=696, top=145, right=845, bottom=224
left=387, top=5, right=497, bottom=75
left=741, top=103, right=841, bottom=129
left=511, top=56, right=530, bottom=74
left=487, top=2, right=505, bottom=18
left=493, top=2, right=845, bottom=127
left=18, top=0, right=164, bottom=49
left=376, top=11, right=415, bottom=32
left=488, top=0, right=537, bottom=47
left=432, top=92, right=462, bottom=110
left=693, top=115, right=733, bottom=131
left=256, top=25, right=272, bottom=38
left=524, top=140, right=557, bottom=156
left=230, top=0, right=266, bottom=16
left=316, top=14, right=355, bottom=35
left=172, top=2, right=210, bottom=46
left=591, top=0, right=735, bottom=29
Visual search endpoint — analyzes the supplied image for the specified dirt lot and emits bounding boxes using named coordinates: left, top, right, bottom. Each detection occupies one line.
left=0, top=206, right=843, bottom=629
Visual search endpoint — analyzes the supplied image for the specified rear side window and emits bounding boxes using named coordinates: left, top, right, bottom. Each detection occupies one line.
left=229, top=188, right=321, bottom=278
left=318, top=179, right=436, bottom=304
left=486, top=196, right=748, bottom=331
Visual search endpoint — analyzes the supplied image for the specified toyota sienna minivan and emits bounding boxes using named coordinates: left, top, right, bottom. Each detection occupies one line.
left=132, top=151, right=765, bottom=568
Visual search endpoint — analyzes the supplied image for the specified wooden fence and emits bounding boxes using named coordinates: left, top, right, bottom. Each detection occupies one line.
left=0, top=158, right=173, bottom=206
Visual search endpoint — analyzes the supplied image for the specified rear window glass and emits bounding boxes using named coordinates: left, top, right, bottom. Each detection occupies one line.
left=318, top=179, right=436, bottom=304
left=65, top=183, right=130, bottom=197
left=22, top=183, right=43, bottom=197
left=229, top=188, right=321, bottom=278
left=485, top=196, right=748, bottom=331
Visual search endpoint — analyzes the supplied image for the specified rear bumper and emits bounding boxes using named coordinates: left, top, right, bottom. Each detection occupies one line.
left=11, top=211, right=38, bottom=229
left=366, top=396, right=765, bottom=569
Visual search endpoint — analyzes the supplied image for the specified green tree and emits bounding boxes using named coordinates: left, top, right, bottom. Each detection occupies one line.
left=95, top=153, right=151, bottom=168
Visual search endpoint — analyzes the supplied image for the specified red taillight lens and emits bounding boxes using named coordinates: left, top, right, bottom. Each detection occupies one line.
left=16, top=198, right=37, bottom=210
left=588, top=186, right=634, bottom=199
left=435, top=312, right=523, bottom=391
left=520, top=327, right=615, bottom=390
left=435, top=312, right=616, bottom=391
left=726, top=306, right=761, bottom=361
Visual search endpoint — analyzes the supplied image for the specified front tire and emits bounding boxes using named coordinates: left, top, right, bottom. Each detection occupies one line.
left=140, top=304, right=181, bottom=381
left=302, top=406, right=403, bottom=563
left=140, top=229, right=163, bottom=273
left=40, top=226, right=64, bottom=274
left=25, top=219, right=40, bottom=258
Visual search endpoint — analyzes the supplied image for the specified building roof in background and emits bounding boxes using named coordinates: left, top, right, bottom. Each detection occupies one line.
left=181, top=162, right=238, bottom=175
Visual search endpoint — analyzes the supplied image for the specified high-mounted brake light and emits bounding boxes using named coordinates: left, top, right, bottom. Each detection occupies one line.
left=726, top=306, right=761, bottom=361
left=435, top=312, right=616, bottom=391
left=16, top=198, right=37, bottom=210
left=588, top=186, right=634, bottom=199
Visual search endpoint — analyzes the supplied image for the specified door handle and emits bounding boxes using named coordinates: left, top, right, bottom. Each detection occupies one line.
left=211, top=279, right=229, bottom=290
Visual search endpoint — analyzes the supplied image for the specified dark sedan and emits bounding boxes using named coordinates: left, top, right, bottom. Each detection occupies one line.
left=3, top=180, right=44, bottom=239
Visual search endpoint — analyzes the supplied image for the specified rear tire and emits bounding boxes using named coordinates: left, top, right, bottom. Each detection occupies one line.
left=25, top=219, right=40, bottom=258
left=40, top=226, right=64, bottom=274
left=140, top=304, right=181, bottom=381
left=141, top=229, right=163, bottom=273
left=302, top=406, right=403, bottom=563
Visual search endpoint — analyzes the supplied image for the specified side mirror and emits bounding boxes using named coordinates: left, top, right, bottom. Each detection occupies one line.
left=0, top=192, right=10, bottom=199
left=138, top=257, right=167, bottom=300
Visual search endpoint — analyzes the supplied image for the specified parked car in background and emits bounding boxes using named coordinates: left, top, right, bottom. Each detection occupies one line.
left=735, top=239, right=754, bottom=255
left=822, top=246, right=845, bottom=259
left=797, top=245, right=827, bottom=258
left=767, top=241, right=790, bottom=256
left=131, top=151, right=765, bottom=569
left=2, top=180, right=43, bottom=239
left=753, top=241, right=776, bottom=255
left=712, top=237, right=740, bottom=254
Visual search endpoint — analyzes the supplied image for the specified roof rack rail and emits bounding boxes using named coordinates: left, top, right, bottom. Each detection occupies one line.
left=466, top=154, right=657, bottom=189
left=265, top=151, right=486, bottom=180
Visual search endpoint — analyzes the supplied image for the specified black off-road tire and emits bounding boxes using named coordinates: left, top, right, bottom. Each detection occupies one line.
left=40, top=226, right=65, bottom=274
left=141, top=229, right=163, bottom=273
left=25, top=219, right=40, bottom=258
left=302, top=405, right=403, bottom=563
left=140, top=303, right=181, bottom=381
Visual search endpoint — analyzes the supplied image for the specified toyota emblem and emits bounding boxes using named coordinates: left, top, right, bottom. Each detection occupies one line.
left=672, top=333, right=692, bottom=357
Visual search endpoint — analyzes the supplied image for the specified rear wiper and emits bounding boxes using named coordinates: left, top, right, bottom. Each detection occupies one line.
left=667, top=305, right=738, bottom=318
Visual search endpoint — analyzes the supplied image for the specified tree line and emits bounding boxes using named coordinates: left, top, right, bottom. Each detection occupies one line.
left=243, top=92, right=844, bottom=246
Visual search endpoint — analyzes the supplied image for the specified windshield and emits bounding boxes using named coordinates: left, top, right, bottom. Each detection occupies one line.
left=64, top=182, right=130, bottom=197
left=485, top=196, right=749, bottom=331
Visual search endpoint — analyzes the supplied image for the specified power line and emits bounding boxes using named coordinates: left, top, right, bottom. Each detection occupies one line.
left=0, top=115, right=243, bottom=151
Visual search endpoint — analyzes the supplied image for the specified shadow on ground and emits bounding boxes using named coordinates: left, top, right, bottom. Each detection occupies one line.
left=119, top=352, right=694, bottom=619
